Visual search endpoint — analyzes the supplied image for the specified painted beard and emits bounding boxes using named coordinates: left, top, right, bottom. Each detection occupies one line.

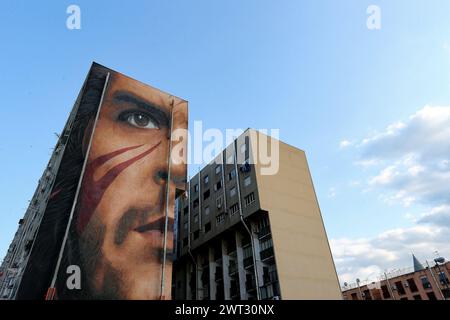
left=77, top=214, right=128, bottom=299
left=76, top=205, right=173, bottom=300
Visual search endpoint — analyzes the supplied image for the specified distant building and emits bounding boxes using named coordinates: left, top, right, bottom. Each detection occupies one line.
left=342, top=255, right=450, bottom=300
left=172, top=129, right=341, bottom=300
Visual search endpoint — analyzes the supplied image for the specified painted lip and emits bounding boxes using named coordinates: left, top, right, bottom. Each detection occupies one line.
left=134, top=216, right=174, bottom=234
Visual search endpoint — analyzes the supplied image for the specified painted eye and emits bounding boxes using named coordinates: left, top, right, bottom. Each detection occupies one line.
left=125, top=112, right=158, bottom=129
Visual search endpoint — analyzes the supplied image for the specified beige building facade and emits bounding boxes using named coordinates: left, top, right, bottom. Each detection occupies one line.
left=172, top=129, right=341, bottom=300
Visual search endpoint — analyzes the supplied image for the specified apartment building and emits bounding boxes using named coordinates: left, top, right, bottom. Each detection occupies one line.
left=342, top=256, right=450, bottom=300
left=172, top=129, right=341, bottom=300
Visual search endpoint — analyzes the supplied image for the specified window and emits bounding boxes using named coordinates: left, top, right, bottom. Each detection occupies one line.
left=205, top=206, right=210, bottom=216
left=205, top=222, right=211, bottom=233
left=183, top=207, right=188, bottom=215
left=427, top=292, right=437, bottom=300
left=240, top=143, right=246, bottom=154
left=243, top=245, right=252, bottom=259
left=194, top=184, right=199, bottom=192
left=183, top=237, right=188, bottom=247
left=240, top=160, right=251, bottom=173
left=184, top=221, right=188, bottom=230
left=413, top=294, right=422, bottom=300
left=420, top=276, right=432, bottom=289
left=395, top=281, right=406, bottom=295
left=228, top=169, right=236, bottom=181
left=407, top=278, right=418, bottom=292
left=439, top=272, right=449, bottom=285
left=244, top=192, right=255, bottom=206
left=204, top=175, right=209, bottom=185
left=381, top=285, right=391, bottom=299
left=260, top=237, right=273, bottom=251
left=214, top=180, right=222, bottom=191
left=203, top=189, right=210, bottom=200
left=216, top=213, right=226, bottom=225
left=193, top=199, right=199, bottom=208
left=193, top=230, right=199, bottom=240
left=230, top=203, right=239, bottom=216
left=194, top=214, right=199, bottom=223
left=244, top=176, right=251, bottom=187
left=257, top=216, right=270, bottom=231
left=215, top=165, right=221, bottom=174
left=230, top=186, right=236, bottom=197
left=216, top=196, right=223, bottom=209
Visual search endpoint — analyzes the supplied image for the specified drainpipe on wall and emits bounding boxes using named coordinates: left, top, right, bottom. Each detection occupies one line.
left=186, top=177, right=198, bottom=300
left=426, top=260, right=445, bottom=300
left=233, top=138, right=261, bottom=300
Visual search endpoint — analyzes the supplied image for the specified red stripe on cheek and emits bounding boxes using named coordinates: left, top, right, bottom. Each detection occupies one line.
left=76, top=141, right=162, bottom=234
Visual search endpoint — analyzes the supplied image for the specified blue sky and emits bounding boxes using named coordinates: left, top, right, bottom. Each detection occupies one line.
left=1, top=0, right=450, bottom=284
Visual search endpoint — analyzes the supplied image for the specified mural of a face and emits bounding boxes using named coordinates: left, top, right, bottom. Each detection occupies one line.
left=71, top=71, right=187, bottom=299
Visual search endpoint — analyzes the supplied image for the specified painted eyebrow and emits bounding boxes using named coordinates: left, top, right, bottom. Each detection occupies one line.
left=112, top=90, right=170, bottom=127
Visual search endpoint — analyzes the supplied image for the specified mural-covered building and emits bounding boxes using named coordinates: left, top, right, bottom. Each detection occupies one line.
left=0, top=62, right=188, bottom=300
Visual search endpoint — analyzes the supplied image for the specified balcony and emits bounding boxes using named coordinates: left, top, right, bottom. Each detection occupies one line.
left=263, top=270, right=278, bottom=284
left=228, top=263, right=237, bottom=275
left=230, top=285, right=240, bottom=299
left=202, top=285, right=210, bottom=300
left=243, top=256, right=254, bottom=268
left=201, top=269, right=209, bottom=283
left=246, top=281, right=255, bottom=292
left=260, top=247, right=274, bottom=260
left=258, top=226, right=271, bottom=239
left=246, top=276, right=256, bottom=291
left=215, top=267, right=223, bottom=281
left=260, top=281, right=281, bottom=300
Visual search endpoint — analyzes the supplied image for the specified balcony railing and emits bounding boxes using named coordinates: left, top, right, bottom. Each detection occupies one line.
left=260, top=247, right=274, bottom=260
left=246, top=279, right=256, bottom=291
left=263, top=270, right=278, bottom=284
left=258, top=226, right=271, bottom=239
left=260, top=281, right=281, bottom=300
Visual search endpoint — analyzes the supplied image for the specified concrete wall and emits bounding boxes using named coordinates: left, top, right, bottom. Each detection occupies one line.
left=251, top=129, right=341, bottom=300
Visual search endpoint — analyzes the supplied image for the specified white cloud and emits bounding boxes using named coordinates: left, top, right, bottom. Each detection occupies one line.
left=348, top=180, right=361, bottom=187
left=328, top=187, right=337, bottom=198
left=334, top=106, right=450, bottom=285
left=332, top=222, right=450, bottom=285
left=356, top=106, right=450, bottom=208
left=369, top=166, right=399, bottom=186
left=360, top=106, right=450, bottom=162
left=418, top=205, right=450, bottom=227
left=444, top=41, right=450, bottom=53
left=339, top=140, right=352, bottom=149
